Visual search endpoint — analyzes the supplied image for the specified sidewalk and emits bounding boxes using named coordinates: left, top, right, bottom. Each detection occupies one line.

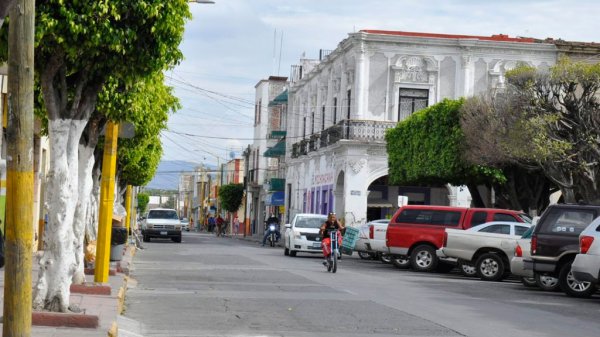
left=0, top=245, right=136, bottom=337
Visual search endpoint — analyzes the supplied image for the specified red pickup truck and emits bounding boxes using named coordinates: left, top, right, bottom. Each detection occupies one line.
left=386, top=205, right=530, bottom=272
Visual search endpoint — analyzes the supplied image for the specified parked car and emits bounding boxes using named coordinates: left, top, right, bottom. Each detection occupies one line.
left=180, top=218, right=190, bottom=232
left=365, top=219, right=400, bottom=265
left=572, top=217, right=600, bottom=285
left=354, top=223, right=375, bottom=259
left=283, top=213, right=328, bottom=257
left=524, top=204, right=600, bottom=298
left=508, top=225, right=547, bottom=288
left=386, top=205, right=531, bottom=272
left=438, top=221, right=532, bottom=281
left=141, top=208, right=183, bottom=243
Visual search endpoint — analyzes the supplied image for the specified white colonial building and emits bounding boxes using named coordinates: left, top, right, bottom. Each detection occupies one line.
left=285, top=30, right=557, bottom=226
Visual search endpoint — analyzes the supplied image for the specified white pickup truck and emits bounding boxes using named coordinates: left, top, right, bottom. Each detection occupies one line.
left=363, top=219, right=410, bottom=268
left=437, top=221, right=531, bottom=281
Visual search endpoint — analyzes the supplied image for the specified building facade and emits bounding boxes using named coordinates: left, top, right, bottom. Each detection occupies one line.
left=285, top=30, right=558, bottom=226
left=246, top=76, right=288, bottom=235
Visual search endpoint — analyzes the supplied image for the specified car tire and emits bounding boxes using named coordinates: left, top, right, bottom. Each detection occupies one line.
left=410, top=245, right=438, bottom=272
left=520, top=277, right=537, bottom=287
left=558, top=261, right=595, bottom=298
left=289, top=250, right=297, bottom=257
left=358, top=251, right=372, bottom=260
left=391, top=255, right=410, bottom=269
left=475, top=253, right=505, bottom=282
left=535, top=273, right=560, bottom=291
left=172, top=236, right=182, bottom=243
left=380, top=254, right=392, bottom=264
left=458, top=259, right=477, bottom=277
left=143, top=235, right=150, bottom=242
left=284, top=247, right=290, bottom=256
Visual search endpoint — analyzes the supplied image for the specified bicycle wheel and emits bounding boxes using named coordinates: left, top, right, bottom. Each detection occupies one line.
left=327, top=256, right=332, bottom=272
left=331, top=253, right=337, bottom=273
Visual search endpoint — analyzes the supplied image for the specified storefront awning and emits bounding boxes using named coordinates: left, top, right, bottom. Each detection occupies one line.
left=268, top=90, right=288, bottom=106
left=263, top=140, right=285, bottom=157
left=368, top=199, right=393, bottom=208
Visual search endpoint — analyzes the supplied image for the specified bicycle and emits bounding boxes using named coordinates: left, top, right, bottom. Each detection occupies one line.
left=324, top=229, right=340, bottom=273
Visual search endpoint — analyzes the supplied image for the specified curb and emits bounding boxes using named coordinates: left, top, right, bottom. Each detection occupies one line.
left=32, top=311, right=100, bottom=329
left=70, top=283, right=112, bottom=296
left=108, top=321, right=118, bottom=337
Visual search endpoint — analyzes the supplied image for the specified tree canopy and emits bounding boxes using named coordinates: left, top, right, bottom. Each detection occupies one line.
left=386, top=98, right=504, bottom=188
left=462, top=58, right=600, bottom=204
left=218, top=184, right=245, bottom=213
left=137, top=192, right=150, bottom=214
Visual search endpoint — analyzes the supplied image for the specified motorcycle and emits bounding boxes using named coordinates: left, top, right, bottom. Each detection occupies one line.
left=324, top=229, right=340, bottom=273
left=267, top=224, right=277, bottom=247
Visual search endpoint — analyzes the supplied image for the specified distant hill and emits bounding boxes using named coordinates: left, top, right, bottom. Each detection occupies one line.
left=146, top=160, right=200, bottom=190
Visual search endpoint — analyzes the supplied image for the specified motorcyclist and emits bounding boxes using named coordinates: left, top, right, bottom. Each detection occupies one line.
left=262, top=214, right=281, bottom=246
left=319, top=212, right=345, bottom=266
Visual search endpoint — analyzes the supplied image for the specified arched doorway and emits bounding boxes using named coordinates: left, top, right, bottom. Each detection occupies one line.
left=366, top=175, right=395, bottom=221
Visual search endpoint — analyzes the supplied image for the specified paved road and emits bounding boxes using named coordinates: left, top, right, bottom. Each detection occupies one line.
left=122, top=232, right=600, bottom=337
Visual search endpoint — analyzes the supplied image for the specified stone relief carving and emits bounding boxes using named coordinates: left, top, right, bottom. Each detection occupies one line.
left=394, top=56, right=427, bottom=82
left=392, top=56, right=438, bottom=84
left=349, top=158, right=367, bottom=174
left=346, top=70, right=355, bottom=86
left=332, top=78, right=341, bottom=92
left=489, top=60, right=533, bottom=89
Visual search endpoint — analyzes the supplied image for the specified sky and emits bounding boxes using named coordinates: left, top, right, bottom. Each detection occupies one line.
left=156, top=0, right=600, bottom=185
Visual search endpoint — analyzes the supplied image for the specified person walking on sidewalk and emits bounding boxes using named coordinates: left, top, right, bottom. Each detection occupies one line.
left=233, top=216, right=240, bottom=236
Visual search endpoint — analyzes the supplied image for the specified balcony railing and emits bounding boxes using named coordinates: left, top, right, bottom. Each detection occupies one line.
left=291, top=120, right=396, bottom=158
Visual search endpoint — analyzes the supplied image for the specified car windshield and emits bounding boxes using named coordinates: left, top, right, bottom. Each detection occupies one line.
left=295, top=215, right=327, bottom=228
left=148, top=210, right=179, bottom=220
left=518, top=213, right=533, bottom=223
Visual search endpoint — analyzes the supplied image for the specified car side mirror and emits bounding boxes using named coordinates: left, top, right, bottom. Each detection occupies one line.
left=285, top=224, right=291, bottom=228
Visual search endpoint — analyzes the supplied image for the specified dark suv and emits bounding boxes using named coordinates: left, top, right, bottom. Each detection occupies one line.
left=525, top=204, right=600, bottom=297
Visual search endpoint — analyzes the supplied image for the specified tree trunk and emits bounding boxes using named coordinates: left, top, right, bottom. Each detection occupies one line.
left=72, top=143, right=95, bottom=285
left=33, top=119, right=87, bottom=312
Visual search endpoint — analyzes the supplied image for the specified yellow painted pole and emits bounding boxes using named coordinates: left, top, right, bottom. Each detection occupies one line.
left=124, top=185, right=132, bottom=239
left=95, top=121, right=119, bottom=283
left=3, top=0, right=35, bottom=335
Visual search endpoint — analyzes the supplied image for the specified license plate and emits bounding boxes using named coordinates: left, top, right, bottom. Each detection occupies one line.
left=160, top=231, right=168, bottom=235
left=312, top=242, right=321, bottom=248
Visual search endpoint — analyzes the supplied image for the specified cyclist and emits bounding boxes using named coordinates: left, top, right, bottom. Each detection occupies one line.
left=319, top=212, right=345, bottom=266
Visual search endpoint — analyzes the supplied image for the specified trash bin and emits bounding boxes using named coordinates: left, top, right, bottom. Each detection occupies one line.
left=110, top=227, right=128, bottom=261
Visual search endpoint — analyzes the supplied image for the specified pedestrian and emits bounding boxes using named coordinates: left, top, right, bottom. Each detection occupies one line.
left=208, top=215, right=216, bottom=233
left=216, top=214, right=225, bottom=236
left=233, top=215, right=240, bottom=236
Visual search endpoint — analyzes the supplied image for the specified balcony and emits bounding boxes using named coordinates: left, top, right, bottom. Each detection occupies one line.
left=291, top=120, right=396, bottom=157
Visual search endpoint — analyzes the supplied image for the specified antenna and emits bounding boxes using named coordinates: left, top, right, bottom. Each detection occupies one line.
left=277, top=31, right=284, bottom=76
left=272, top=29, right=277, bottom=75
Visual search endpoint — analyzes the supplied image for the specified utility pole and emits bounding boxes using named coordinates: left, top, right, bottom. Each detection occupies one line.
left=3, top=0, right=35, bottom=336
left=95, top=121, right=119, bottom=283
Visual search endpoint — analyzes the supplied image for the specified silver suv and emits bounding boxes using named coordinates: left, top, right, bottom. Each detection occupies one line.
left=142, top=208, right=182, bottom=243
